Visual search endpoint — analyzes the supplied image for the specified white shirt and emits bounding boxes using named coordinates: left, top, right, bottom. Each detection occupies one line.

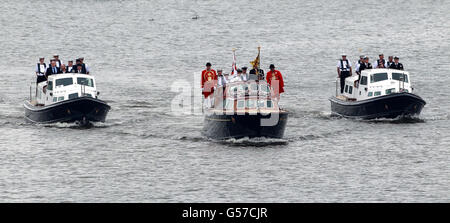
left=217, top=75, right=228, bottom=86
left=373, top=59, right=388, bottom=68
left=35, top=63, right=47, bottom=75
left=337, top=60, right=352, bottom=71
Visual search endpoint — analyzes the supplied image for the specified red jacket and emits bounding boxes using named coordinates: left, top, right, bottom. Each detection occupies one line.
left=266, top=70, right=284, bottom=94
left=201, top=69, right=217, bottom=97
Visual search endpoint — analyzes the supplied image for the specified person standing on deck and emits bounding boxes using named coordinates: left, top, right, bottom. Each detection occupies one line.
left=374, top=54, right=387, bottom=68
left=53, top=54, right=62, bottom=68
left=337, top=53, right=352, bottom=94
left=389, top=57, right=404, bottom=70
left=35, top=57, right=47, bottom=84
left=66, top=60, right=74, bottom=73
left=266, top=64, right=285, bottom=99
left=45, top=59, right=62, bottom=78
left=201, top=62, right=217, bottom=98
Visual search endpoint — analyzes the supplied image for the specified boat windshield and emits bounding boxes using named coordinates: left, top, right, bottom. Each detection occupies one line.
left=77, top=77, right=95, bottom=87
left=55, top=77, right=74, bottom=87
left=370, top=73, right=388, bottom=83
left=392, top=73, right=409, bottom=83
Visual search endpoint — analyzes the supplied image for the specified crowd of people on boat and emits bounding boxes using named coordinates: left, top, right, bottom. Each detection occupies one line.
left=201, top=62, right=284, bottom=98
left=35, top=54, right=90, bottom=84
left=336, top=53, right=404, bottom=93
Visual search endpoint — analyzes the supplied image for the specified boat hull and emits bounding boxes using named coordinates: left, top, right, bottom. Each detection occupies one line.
left=329, top=93, right=425, bottom=119
left=24, top=97, right=110, bottom=124
left=202, top=112, right=288, bottom=140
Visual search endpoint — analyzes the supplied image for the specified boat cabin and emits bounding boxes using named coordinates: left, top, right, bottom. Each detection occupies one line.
left=207, top=80, right=280, bottom=113
left=339, top=68, right=412, bottom=101
left=35, top=74, right=99, bottom=106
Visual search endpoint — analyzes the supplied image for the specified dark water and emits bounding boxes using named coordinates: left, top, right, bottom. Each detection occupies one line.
left=0, top=0, right=449, bottom=202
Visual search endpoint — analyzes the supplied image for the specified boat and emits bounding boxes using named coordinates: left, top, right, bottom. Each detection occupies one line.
left=329, top=68, right=426, bottom=119
left=202, top=80, right=288, bottom=139
left=24, top=73, right=110, bottom=125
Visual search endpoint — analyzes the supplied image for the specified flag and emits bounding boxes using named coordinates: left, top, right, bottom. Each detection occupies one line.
left=250, top=47, right=260, bottom=69
left=231, top=49, right=237, bottom=76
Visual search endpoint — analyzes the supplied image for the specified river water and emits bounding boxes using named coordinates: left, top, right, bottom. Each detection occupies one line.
left=0, top=0, right=449, bottom=202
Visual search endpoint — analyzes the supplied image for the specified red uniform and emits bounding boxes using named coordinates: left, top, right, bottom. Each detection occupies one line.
left=266, top=70, right=284, bottom=94
left=201, top=69, right=217, bottom=97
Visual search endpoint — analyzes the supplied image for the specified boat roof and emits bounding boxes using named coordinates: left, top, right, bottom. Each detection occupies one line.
left=361, top=68, right=409, bottom=75
left=47, top=73, right=94, bottom=80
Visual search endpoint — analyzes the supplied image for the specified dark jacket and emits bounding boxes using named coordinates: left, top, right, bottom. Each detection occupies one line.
left=249, top=68, right=264, bottom=80
left=45, top=66, right=62, bottom=78
left=389, top=63, right=404, bottom=70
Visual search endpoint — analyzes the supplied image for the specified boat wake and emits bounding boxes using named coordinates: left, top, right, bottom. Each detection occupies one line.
left=216, top=137, right=289, bottom=147
left=361, top=115, right=426, bottom=124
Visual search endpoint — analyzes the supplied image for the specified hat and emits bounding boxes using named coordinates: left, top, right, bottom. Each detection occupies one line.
left=269, top=64, right=275, bottom=69
left=206, top=62, right=211, bottom=66
left=241, top=67, right=247, bottom=70
left=237, top=69, right=242, bottom=72
left=53, top=54, right=59, bottom=57
left=39, top=57, right=45, bottom=59
left=364, top=56, right=369, bottom=59
left=359, top=55, right=365, bottom=59
left=341, top=53, right=347, bottom=56
left=394, top=56, right=399, bottom=59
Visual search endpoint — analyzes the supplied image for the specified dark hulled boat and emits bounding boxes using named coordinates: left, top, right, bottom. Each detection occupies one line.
left=24, top=73, right=110, bottom=125
left=330, top=68, right=425, bottom=119
left=202, top=81, right=288, bottom=140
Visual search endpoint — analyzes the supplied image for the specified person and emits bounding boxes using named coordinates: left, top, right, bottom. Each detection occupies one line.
left=66, top=60, right=74, bottom=73
left=72, top=59, right=87, bottom=74
left=35, top=57, right=47, bottom=83
left=386, top=56, right=394, bottom=68
left=45, top=59, right=62, bottom=78
left=216, top=69, right=227, bottom=86
left=241, top=67, right=248, bottom=81
left=201, top=62, right=217, bottom=98
left=374, top=54, right=387, bottom=68
left=266, top=64, right=285, bottom=97
left=355, top=55, right=364, bottom=75
left=79, top=57, right=90, bottom=74
left=74, top=64, right=86, bottom=74
left=357, top=56, right=372, bottom=73
left=337, top=53, right=352, bottom=94
left=53, top=54, right=62, bottom=68
left=249, top=64, right=264, bottom=80
left=389, top=57, right=404, bottom=70
left=60, top=64, right=66, bottom=73
left=229, top=69, right=246, bottom=82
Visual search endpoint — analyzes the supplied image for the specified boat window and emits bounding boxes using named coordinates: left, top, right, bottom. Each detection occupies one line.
left=69, top=93, right=78, bottom=99
left=237, top=100, right=245, bottom=108
left=368, top=92, right=373, bottom=97
left=259, top=84, right=270, bottom=93
left=344, top=85, right=348, bottom=93
left=225, top=99, right=234, bottom=110
left=55, top=78, right=73, bottom=87
left=386, top=88, right=396, bottom=95
left=267, top=100, right=273, bottom=108
left=58, top=96, right=64, bottom=101
left=360, top=76, right=368, bottom=85
left=370, top=73, right=388, bottom=83
left=47, top=81, right=53, bottom=91
left=392, top=73, right=409, bottom=83
left=374, top=91, right=381, bottom=96
left=53, top=97, right=57, bottom=102
left=77, top=77, right=95, bottom=87
left=257, top=100, right=266, bottom=108
left=246, top=99, right=256, bottom=108
left=349, top=86, right=353, bottom=94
